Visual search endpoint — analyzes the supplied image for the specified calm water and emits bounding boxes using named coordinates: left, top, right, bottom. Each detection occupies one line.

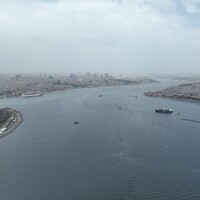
left=1, top=79, right=200, bottom=200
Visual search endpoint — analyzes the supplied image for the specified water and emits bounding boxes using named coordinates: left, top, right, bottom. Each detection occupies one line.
left=1, top=79, right=200, bottom=200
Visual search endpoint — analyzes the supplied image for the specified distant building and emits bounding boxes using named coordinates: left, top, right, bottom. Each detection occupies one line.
left=86, top=72, right=91, bottom=77
left=104, top=73, right=109, bottom=78
left=70, top=74, right=77, bottom=79
left=15, top=74, right=21, bottom=79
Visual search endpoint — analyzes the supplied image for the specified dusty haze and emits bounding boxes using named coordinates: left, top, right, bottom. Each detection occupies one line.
left=0, top=0, right=200, bottom=74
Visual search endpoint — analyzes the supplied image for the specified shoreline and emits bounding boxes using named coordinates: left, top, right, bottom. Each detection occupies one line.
left=0, top=82, right=159, bottom=99
left=0, top=77, right=159, bottom=98
left=144, top=94, right=200, bottom=104
left=144, top=81, right=200, bottom=104
left=0, top=109, right=23, bottom=138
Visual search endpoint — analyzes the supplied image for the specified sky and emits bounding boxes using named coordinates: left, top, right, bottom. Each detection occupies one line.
left=0, top=0, right=200, bottom=74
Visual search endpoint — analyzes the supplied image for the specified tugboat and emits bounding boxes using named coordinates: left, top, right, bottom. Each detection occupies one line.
left=155, top=108, right=173, bottom=113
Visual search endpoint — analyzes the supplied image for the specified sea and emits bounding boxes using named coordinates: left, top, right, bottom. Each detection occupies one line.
left=1, top=79, right=200, bottom=200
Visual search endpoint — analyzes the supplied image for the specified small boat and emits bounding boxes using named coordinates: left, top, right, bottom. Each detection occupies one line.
left=73, top=121, right=79, bottom=125
left=155, top=108, right=173, bottom=113
left=99, top=95, right=103, bottom=97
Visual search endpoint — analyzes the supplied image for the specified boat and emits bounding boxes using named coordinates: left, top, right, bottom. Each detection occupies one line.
left=99, top=95, right=103, bottom=97
left=155, top=108, right=173, bottom=113
left=73, top=121, right=79, bottom=125
left=21, top=92, right=43, bottom=98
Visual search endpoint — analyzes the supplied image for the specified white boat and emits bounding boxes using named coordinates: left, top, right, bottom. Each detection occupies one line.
left=21, top=92, right=43, bottom=98
left=155, top=108, right=173, bottom=113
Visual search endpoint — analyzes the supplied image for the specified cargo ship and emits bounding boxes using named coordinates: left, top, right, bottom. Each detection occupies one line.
left=21, top=92, right=43, bottom=98
left=155, top=108, right=173, bottom=113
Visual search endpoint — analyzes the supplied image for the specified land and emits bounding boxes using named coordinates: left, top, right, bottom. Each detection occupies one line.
left=0, top=107, right=23, bottom=138
left=144, top=82, right=200, bottom=102
left=0, top=73, right=158, bottom=98
left=159, top=75, right=200, bottom=82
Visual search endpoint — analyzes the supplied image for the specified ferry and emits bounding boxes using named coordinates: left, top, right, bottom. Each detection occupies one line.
left=21, top=92, right=43, bottom=98
left=155, top=108, right=173, bottom=113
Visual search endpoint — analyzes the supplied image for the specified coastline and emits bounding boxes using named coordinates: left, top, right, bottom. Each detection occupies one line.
left=0, top=76, right=159, bottom=98
left=144, top=94, right=200, bottom=104
left=0, top=109, right=23, bottom=138
left=144, top=81, right=200, bottom=104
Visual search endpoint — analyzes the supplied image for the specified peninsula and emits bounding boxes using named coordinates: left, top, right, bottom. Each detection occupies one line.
left=144, top=82, right=200, bottom=102
left=0, top=107, right=23, bottom=138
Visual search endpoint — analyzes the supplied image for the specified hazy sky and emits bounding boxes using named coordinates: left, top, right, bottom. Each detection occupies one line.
left=1, top=0, right=200, bottom=74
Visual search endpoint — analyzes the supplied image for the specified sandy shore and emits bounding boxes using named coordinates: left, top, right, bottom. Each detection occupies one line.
left=0, top=109, right=23, bottom=138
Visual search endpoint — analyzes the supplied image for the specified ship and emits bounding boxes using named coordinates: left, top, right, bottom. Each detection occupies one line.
left=155, top=108, right=173, bottom=113
left=21, top=92, right=43, bottom=98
